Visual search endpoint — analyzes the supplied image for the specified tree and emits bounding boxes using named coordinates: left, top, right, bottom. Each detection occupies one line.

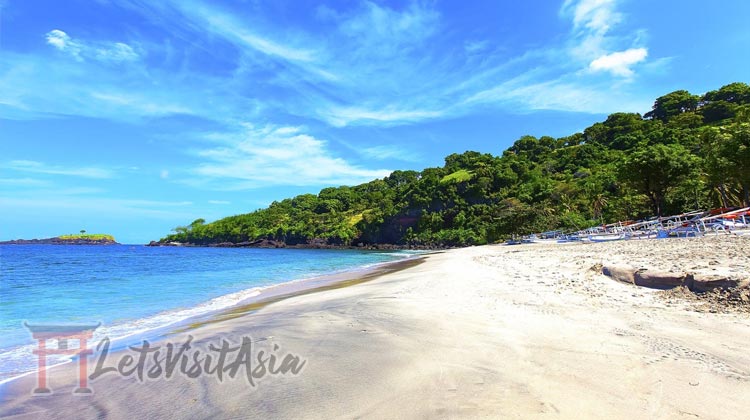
left=80, top=229, right=86, bottom=235
left=699, top=101, right=737, bottom=123
left=598, top=112, right=646, bottom=150
left=703, top=82, right=750, bottom=104
left=723, top=122, right=750, bottom=205
left=644, top=90, right=699, bottom=121
left=591, top=193, right=609, bottom=221
left=620, top=143, right=697, bottom=216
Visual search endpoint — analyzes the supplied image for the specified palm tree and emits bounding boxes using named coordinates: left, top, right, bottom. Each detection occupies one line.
left=591, top=194, right=608, bottom=222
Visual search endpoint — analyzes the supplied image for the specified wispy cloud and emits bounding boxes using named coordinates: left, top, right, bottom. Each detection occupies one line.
left=353, top=145, right=422, bottom=163
left=321, top=106, right=445, bottom=128
left=199, top=9, right=315, bottom=63
left=4, top=160, right=115, bottom=179
left=89, top=92, right=191, bottom=116
left=2, top=0, right=658, bottom=133
left=187, top=124, right=391, bottom=189
left=0, top=196, right=195, bottom=220
left=0, top=177, right=50, bottom=187
left=464, top=40, right=489, bottom=55
left=561, top=0, right=648, bottom=78
left=46, top=29, right=140, bottom=62
left=0, top=47, right=241, bottom=122
left=337, top=1, right=439, bottom=55
left=561, top=0, right=621, bottom=59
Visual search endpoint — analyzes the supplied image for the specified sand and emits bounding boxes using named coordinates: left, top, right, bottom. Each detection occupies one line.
left=2, top=236, right=750, bottom=419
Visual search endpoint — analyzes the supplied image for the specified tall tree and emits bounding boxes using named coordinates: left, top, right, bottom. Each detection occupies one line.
left=620, top=143, right=697, bottom=215
left=723, top=122, right=750, bottom=205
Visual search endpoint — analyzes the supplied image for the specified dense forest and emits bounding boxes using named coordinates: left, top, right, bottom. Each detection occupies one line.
left=157, top=82, right=750, bottom=247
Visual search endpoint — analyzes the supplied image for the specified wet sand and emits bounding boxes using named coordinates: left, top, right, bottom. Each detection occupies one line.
left=1, top=237, right=749, bottom=419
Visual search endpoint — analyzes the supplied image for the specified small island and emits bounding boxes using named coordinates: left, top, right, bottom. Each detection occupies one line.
left=0, top=231, right=119, bottom=245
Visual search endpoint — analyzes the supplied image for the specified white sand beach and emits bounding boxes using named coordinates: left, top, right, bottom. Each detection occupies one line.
left=2, top=236, right=750, bottom=419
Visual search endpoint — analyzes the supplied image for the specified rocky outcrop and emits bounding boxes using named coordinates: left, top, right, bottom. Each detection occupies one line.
left=1, top=237, right=119, bottom=245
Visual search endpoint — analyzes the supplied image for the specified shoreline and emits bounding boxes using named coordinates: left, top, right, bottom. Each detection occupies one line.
left=0, top=252, right=427, bottom=388
left=168, top=254, right=427, bottom=334
left=2, top=237, right=749, bottom=418
left=145, top=239, right=450, bottom=250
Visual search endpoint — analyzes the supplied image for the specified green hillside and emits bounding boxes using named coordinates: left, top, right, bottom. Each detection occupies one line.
left=158, top=82, right=750, bottom=247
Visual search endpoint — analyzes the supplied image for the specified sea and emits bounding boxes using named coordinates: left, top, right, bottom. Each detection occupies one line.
left=0, top=244, right=419, bottom=383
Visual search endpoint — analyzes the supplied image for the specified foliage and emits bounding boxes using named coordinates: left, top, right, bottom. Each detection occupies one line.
left=620, top=143, right=698, bottom=216
left=440, top=169, right=474, bottom=184
left=159, top=82, right=750, bottom=247
left=58, top=234, right=116, bottom=241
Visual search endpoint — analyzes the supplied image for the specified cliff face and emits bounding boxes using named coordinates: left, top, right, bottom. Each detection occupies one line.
left=0, top=237, right=119, bottom=245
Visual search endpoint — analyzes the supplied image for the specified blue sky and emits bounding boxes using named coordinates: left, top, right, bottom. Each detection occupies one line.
left=1, top=0, right=749, bottom=243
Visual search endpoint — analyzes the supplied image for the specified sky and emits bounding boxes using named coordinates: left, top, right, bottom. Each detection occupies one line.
left=1, top=0, right=749, bottom=243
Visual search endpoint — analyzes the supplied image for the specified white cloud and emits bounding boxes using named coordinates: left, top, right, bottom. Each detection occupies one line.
left=5, top=160, right=115, bottom=179
left=45, top=29, right=140, bottom=63
left=322, top=106, right=444, bottom=127
left=46, top=29, right=82, bottom=60
left=208, top=200, right=230, bottom=205
left=46, top=29, right=71, bottom=49
left=560, top=0, right=649, bottom=80
left=189, top=124, right=391, bottom=189
left=590, top=47, right=648, bottom=77
left=160, top=169, right=170, bottom=179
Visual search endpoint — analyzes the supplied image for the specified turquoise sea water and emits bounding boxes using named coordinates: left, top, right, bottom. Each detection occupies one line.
left=0, top=245, right=416, bottom=382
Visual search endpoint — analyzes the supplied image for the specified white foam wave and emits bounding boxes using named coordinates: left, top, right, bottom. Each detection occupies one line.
left=0, top=286, right=263, bottom=385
